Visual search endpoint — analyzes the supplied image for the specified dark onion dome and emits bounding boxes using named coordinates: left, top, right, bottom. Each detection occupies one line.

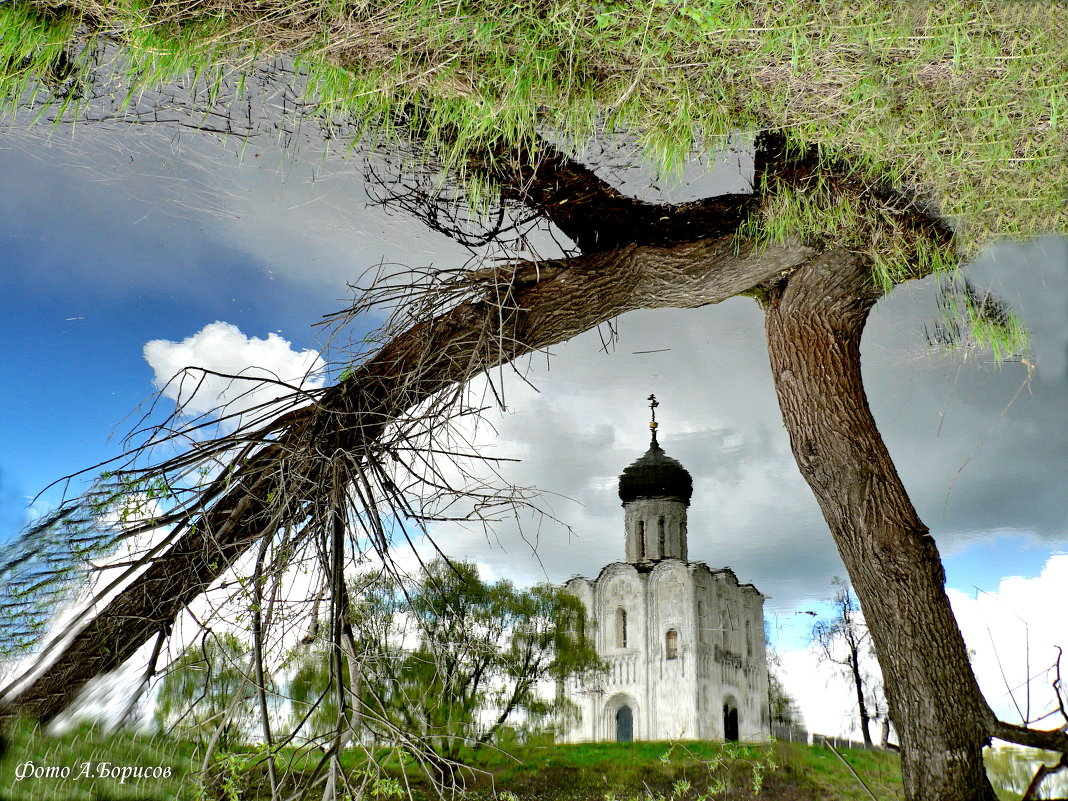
left=618, top=438, right=693, bottom=505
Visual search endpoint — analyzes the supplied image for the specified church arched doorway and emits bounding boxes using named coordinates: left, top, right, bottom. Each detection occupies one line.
left=722, top=698, right=739, bottom=742
left=616, top=705, right=634, bottom=742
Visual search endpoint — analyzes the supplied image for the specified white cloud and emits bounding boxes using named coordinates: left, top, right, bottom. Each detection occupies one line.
left=143, top=321, right=326, bottom=426
left=774, top=554, right=1068, bottom=740
left=949, top=554, right=1068, bottom=727
left=777, top=645, right=864, bottom=738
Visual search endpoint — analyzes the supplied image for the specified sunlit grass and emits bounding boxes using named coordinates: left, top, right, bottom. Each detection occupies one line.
left=1, top=1, right=1064, bottom=265
left=8, top=725, right=1054, bottom=801
left=0, top=729, right=904, bottom=800
left=0, top=719, right=196, bottom=801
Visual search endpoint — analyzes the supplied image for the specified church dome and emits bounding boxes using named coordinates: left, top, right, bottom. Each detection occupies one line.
left=618, top=439, right=693, bottom=505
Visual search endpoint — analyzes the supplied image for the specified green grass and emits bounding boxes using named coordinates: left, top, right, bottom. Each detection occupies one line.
left=10, top=724, right=1054, bottom=801
left=1, top=720, right=907, bottom=801
left=8, top=721, right=1062, bottom=800
left=1, top=0, right=1065, bottom=258
left=0, top=719, right=198, bottom=801
left=456, top=739, right=903, bottom=800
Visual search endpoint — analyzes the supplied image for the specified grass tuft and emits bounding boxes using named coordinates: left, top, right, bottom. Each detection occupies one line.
left=1, top=0, right=1065, bottom=265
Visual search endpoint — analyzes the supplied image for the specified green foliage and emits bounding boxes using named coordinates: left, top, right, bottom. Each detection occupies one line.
left=155, top=633, right=268, bottom=746
left=286, top=559, right=604, bottom=761
left=0, top=494, right=133, bottom=662
left=1, top=1, right=1065, bottom=253
left=767, top=672, right=801, bottom=728
left=926, top=277, right=1029, bottom=361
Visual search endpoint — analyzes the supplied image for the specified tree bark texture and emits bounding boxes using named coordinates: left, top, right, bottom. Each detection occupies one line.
left=764, top=251, right=997, bottom=801
left=1, top=236, right=813, bottom=722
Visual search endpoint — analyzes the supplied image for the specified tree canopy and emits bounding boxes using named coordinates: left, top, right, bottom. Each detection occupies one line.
left=288, top=560, right=602, bottom=765
left=156, top=632, right=264, bottom=746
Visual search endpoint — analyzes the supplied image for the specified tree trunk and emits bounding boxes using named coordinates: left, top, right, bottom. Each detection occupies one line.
left=881, top=717, right=894, bottom=749
left=848, top=638, right=874, bottom=747
left=1, top=237, right=812, bottom=723
left=763, top=250, right=996, bottom=801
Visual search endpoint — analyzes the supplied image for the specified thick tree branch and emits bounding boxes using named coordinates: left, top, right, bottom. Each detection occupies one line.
left=991, top=719, right=1068, bottom=754
left=471, top=136, right=756, bottom=253
left=1, top=236, right=813, bottom=723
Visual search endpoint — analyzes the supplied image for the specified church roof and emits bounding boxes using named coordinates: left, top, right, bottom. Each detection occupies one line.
left=617, top=437, right=693, bottom=505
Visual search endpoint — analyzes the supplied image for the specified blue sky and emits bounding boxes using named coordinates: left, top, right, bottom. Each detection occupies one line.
left=0, top=158, right=329, bottom=528
left=1, top=117, right=1066, bottom=734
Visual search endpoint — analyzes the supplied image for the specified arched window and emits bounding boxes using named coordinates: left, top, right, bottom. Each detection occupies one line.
left=616, top=608, right=628, bottom=648
left=637, top=520, right=646, bottom=559
left=746, top=620, right=753, bottom=658
left=721, top=611, right=730, bottom=648
left=657, top=516, right=666, bottom=556
left=697, top=601, right=706, bottom=643
left=665, top=629, right=678, bottom=660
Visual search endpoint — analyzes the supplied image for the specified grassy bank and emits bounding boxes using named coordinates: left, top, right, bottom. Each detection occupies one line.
left=2, top=2, right=1066, bottom=251
left=1, top=719, right=908, bottom=801
left=12, top=721, right=1060, bottom=801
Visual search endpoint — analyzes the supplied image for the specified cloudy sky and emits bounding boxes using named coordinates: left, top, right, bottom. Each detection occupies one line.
left=1, top=112, right=1065, bottom=739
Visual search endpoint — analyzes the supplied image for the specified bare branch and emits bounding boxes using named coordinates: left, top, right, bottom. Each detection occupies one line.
left=1, top=233, right=813, bottom=723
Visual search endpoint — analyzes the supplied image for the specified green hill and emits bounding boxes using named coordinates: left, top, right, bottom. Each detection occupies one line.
left=2, top=720, right=906, bottom=801
left=8, top=720, right=1059, bottom=800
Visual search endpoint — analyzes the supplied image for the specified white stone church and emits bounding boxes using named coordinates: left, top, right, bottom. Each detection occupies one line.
left=559, top=401, right=770, bottom=743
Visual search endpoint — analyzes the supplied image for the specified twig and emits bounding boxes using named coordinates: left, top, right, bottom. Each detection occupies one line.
left=1022, top=752, right=1068, bottom=801
left=820, top=738, right=878, bottom=801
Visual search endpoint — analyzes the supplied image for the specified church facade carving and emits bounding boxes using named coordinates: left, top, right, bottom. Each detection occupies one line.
left=559, top=399, right=770, bottom=743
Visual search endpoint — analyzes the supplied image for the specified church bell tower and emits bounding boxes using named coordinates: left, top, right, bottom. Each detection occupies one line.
left=618, top=395, right=693, bottom=563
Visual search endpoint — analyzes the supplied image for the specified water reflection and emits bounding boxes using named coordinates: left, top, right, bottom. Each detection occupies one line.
left=1, top=105, right=1065, bottom=741
left=986, top=745, right=1068, bottom=798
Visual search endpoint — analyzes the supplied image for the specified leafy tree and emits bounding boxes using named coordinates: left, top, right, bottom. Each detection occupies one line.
left=287, top=560, right=603, bottom=775
left=1, top=4, right=1066, bottom=800
left=155, top=633, right=262, bottom=747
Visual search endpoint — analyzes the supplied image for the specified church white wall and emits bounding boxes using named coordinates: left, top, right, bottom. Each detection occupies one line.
left=649, top=560, right=698, bottom=739
left=561, top=560, right=770, bottom=745
left=596, top=564, right=647, bottom=739
left=624, top=498, right=689, bottom=562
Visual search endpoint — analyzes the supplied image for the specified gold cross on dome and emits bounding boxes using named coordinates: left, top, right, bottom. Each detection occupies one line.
left=648, top=394, right=659, bottom=444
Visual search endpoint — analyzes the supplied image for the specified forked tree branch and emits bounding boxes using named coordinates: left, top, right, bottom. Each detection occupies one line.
left=0, top=234, right=813, bottom=722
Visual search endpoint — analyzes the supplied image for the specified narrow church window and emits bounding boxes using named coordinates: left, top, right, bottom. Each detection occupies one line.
left=657, top=516, right=666, bottom=555
left=697, top=601, right=706, bottom=643
left=665, top=629, right=678, bottom=660
left=638, top=520, right=646, bottom=559
left=616, top=608, right=628, bottom=648
left=746, top=620, right=753, bottom=658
